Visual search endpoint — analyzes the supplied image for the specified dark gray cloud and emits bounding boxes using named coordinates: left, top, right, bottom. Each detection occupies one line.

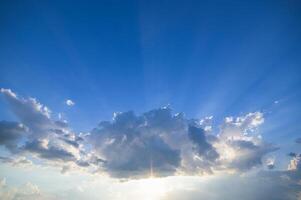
left=188, top=125, right=219, bottom=162
left=23, top=140, right=75, bottom=162
left=295, top=138, right=301, bottom=144
left=89, top=109, right=182, bottom=178
left=0, top=121, right=26, bottom=152
left=289, top=152, right=298, bottom=157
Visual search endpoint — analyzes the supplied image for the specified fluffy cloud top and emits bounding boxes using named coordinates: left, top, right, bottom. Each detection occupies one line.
left=0, top=89, right=85, bottom=169
left=0, top=89, right=279, bottom=179
left=88, top=109, right=183, bottom=178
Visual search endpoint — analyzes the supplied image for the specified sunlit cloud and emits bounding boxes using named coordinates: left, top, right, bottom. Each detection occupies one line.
left=0, top=89, right=278, bottom=178
left=65, top=99, right=75, bottom=107
left=0, top=88, right=300, bottom=199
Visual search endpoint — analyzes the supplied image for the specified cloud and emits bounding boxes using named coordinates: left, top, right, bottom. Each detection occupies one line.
left=288, top=153, right=301, bottom=171
left=0, top=178, right=54, bottom=200
left=88, top=109, right=182, bottom=178
left=188, top=125, right=219, bottom=162
left=265, top=157, right=275, bottom=169
left=0, top=89, right=84, bottom=168
left=88, top=108, right=276, bottom=178
left=65, top=99, right=75, bottom=106
left=1, top=88, right=53, bottom=139
left=221, top=140, right=278, bottom=171
left=214, top=112, right=278, bottom=171
left=0, top=156, right=32, bottom=167
left=1, top=89, right=279, bottom=179
left=0, top=121, right=26, bottom=152
left=23, top=139, right=76, bottom=162
left=1, top=89, right=301, bottom=199
left=49, top=167, right=301, bottom=200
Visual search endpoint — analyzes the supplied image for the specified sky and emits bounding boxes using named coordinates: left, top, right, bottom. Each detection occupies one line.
left=0, top=0, right=301, bottom=199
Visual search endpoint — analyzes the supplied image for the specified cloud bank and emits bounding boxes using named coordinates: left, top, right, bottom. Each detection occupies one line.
left=1, top=88, right=301, bottom=199
left=0, top=88, right=279, bottom=179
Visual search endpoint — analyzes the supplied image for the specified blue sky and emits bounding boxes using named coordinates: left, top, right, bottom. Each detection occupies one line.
left=0, top=1, right=301, bottom=199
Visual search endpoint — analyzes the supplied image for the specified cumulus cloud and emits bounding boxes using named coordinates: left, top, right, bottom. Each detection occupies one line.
left=1, top=88, right=53, bottom=138
left=2, top=89, right=301, bottom=199
left=88, top=108, right=276, bottom=178
left=213, top=112, right=278, bottom=172
left=0, top=89, right=84, bottom=169
left=65, top=99, right=75, bottom=106
left=88, top=109, right=182, bottom=178
left=1, top=89, right=279, bottom=179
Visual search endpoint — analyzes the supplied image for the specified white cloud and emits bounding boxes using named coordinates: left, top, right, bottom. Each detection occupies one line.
left=214, top=112, right=277, bottom=172
left=0, top=179, right=42, bottom=200
left=65, top=99, right=75, bottom=106
left=265, top=157, right=275, bottom=169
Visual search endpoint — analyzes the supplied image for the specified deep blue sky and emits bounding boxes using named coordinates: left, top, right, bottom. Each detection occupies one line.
left=0, top=0, right=301, bottom=149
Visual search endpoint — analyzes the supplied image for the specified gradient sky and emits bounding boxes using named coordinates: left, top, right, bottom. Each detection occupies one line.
left=0, top=1, right=301, bottom=200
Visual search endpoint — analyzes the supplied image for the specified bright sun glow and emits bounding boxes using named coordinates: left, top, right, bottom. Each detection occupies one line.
left=127, top=177, right=170, bottom=200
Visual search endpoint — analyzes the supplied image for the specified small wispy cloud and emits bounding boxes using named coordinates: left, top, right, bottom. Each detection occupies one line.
left=65, top=99, right=75, bottom=106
